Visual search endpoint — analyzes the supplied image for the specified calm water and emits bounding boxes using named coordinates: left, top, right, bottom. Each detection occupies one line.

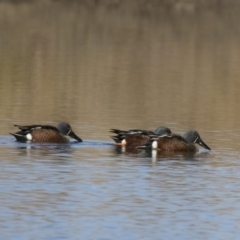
left=1, top=1, right=240, bottom=239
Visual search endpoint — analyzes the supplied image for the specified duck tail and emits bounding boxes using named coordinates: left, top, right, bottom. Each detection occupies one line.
left=10, top=133, right=27, bottom=142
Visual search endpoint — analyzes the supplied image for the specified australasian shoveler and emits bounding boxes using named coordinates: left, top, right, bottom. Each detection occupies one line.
left=10, top=122, right=82, bottom=143
left=140, top=130, right=211, bottom=152
left=110, top=126, right=172, bottom=148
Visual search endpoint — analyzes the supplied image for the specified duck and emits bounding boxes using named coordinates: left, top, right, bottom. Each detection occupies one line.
left=141, top=130, right=211, bottom=152
left=110, top=126, right=172, bottom=148
left=10, top=122, right=82, bottom=143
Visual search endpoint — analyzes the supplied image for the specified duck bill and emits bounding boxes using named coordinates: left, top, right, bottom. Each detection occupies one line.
left=68, top=130, right=82, bottom=142
left=197, top=138, right=211, bottom=150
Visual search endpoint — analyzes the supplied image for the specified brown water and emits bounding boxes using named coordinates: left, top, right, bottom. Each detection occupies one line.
left=0, top=1, right=240, bottom=239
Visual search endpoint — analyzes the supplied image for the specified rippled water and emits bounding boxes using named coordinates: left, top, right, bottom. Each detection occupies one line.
left=1, top=136, right=240, bottom=239
left=1, top=1, right=240, bottom=239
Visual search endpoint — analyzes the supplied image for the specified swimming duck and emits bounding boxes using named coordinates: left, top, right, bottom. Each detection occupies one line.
left=110, top=126, right=171, bottom=148
left=10, top=122, right=82, bottom=143
left=143, top=130, right=211, bottom=151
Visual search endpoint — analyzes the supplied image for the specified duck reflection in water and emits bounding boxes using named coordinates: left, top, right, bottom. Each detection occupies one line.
left=12, top=141, right=76, bottom=164
left=113, top=144, right=148, bottom=156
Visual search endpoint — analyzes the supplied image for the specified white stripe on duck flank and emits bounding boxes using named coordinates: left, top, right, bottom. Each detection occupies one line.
left=26, top=133, right=32, bottom=141
left=152, top=140, right=158, bottom=149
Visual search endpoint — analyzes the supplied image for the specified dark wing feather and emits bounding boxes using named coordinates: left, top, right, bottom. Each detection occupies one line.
left=151, top=133, right=188, bottom=143
left=14, top=124, right=60, bottom=133
left=109, top=129, right=128, bottom=135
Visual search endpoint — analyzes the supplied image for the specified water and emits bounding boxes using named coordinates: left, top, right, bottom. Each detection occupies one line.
left=1, top=1, right=240, bottom=239
left=1, top=139, right=240, bottom=239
